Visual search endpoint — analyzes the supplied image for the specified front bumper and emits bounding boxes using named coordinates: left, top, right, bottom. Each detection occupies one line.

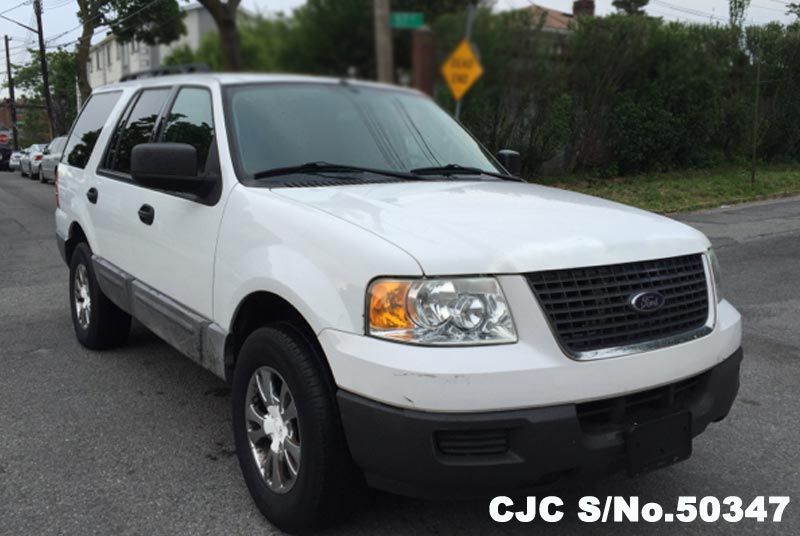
left=338, top=347, right=742, bottom=498
left=320, top=275, right=742, bottom=412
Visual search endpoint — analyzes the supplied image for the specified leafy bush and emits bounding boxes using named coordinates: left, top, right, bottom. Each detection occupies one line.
left=164, top=7, right=800, bottom=178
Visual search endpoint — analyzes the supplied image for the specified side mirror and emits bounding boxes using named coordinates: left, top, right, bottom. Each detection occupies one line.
left=131, top=143, right=214, bottom=196
left=43, top=147, right=50, bottom=155
left=496, top=149, right=521, bottom=176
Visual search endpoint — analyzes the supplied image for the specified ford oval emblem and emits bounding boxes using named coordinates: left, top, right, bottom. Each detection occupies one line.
left=629, top=291, right=666, bottom=313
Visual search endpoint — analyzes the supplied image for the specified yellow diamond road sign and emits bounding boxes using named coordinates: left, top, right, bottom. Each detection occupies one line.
left=441, top=39, right=484, bottom=102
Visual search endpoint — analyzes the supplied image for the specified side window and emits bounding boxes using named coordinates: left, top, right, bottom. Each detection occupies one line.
left=160, top=88, right=215, bottom=170
left=63, top=91, right=121, bottom=169
left=108, top=88, right=170, bottom=175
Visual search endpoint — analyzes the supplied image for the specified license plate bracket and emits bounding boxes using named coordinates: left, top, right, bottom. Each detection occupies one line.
left=626, top=411, right=692, bottom=476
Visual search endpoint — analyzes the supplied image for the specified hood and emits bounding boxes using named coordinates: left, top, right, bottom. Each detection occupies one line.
left=273, top=180, right=710, bottom=275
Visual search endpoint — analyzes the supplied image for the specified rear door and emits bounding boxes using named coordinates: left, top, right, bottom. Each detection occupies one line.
left=58, top=90, right=124, bottom=251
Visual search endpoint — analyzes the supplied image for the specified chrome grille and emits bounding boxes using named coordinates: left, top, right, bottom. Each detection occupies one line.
left=526, top=254, right=709, bottom=355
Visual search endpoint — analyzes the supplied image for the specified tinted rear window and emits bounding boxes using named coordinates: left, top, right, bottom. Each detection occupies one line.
left=64, top=92, right=121, bottom=169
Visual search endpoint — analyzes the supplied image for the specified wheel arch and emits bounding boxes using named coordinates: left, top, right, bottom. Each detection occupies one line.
left=224, top=291, right=336, bottom=387
left=64, top=221, right=89, bottom=265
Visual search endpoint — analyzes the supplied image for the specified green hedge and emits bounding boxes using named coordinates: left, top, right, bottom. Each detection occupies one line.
left=167, top=4, right=800, bottom=179
left=437, top=12, right=800, bottom=177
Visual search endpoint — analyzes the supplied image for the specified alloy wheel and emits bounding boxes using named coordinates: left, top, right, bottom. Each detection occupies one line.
left=73, top=264, right=91, bottom=330
left=245, top=366, right=301, bottom=494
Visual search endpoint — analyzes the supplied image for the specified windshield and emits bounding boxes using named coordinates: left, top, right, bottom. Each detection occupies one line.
left=225, top=83, right=500, bottom=179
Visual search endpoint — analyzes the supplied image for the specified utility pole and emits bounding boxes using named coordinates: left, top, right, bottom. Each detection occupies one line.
left=750, top=58, right=761, bottom=187
left=373, top=0, right=394, bottom=83
left=4, top=35, right=20, bottom=150
left=33, top=0, right=55, bottom=137
left=455, top=3, right=477, bottom=121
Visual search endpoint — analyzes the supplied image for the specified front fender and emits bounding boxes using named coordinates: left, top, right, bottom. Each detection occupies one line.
left=213, top=186, right=422, bottom=334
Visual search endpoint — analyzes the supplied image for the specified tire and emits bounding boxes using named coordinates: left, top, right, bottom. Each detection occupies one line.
left=38, top=169, right=45, bottom=183
left=232, top=326, right=355, bottom=534
left=69, top=242, right=131, bottom=350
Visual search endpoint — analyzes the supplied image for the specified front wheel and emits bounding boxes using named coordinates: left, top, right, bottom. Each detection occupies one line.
left=232, top=326, right=355, bottom=534
left=69, top=242, right=131, bottom=350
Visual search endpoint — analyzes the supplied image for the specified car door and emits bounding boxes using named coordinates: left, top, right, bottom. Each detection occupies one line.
left=92, top=87, right=172, bottom=282
left=95, top=86, right=223, bottom=318
left=123, top=86, right=224, bottom=319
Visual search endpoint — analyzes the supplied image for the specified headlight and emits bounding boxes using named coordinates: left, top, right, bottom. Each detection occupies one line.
left=367, top=277, right=517, bottom=345
left=707, top=248, right=722, bottom=303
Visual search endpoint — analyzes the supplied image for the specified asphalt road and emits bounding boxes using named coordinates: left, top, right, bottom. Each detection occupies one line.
left=1, top=171, right=798, bottom=535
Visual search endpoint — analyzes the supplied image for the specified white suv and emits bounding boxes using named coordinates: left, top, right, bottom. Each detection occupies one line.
left=55, top=73, right=742, bottom=533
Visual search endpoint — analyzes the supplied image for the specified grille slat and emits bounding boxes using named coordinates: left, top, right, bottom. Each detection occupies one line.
left=554, top=304, right=709, bottom=335
left=527, top=254, right=710, bottom=355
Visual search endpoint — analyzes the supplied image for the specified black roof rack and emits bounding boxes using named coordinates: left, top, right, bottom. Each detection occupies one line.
left=119, top=63, right=210, bottom=82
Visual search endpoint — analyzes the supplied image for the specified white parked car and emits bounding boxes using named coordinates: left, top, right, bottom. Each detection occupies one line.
left=20, top=144, right=46, bottom=179
left=9, top=150, right=23, bottom=171
left=55, top=73, right=742, bottom=533
left=40, top=136, right=67, bottom=183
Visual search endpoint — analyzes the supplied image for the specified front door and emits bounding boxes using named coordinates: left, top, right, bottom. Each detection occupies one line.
left=124, top=86, right=225, bottom=319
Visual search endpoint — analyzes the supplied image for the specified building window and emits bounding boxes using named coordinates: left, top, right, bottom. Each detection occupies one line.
left=96, top=50, right=100, bottom=69
left=106, top=45, right=111, bottom=66
left=116, top=42, right=121, bottom=59
left=88, top=60, right=92, bottom=73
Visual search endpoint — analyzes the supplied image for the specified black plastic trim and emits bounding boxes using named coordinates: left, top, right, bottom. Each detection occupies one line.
left=337, top=347, right=743, bottom=499
left=91, top=255, right=227, bottom=379
left=56, top=233, right=67, bottom=265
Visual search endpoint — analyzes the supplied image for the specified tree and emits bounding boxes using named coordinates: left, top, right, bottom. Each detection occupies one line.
left=279, top=0, right=375, bottom=78
left=729, top=0, right=750, bottom=27
left=164, top=16, right=289, bottom=72
left=195, top=0, right=243, bottom=71
left=787, top=2, right=800, bottom=21
left=11, top=49, right=77, bottom=135
left=612, top=0, right=649, bottom=15
left=75, top=0, right=186, bottom=101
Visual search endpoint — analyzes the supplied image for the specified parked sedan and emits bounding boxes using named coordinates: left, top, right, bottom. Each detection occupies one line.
left=40, top=137, right=66, bottom=183
left=20, top=144, right=46, bottom=179
left=9, top=150, right=23, bottom=171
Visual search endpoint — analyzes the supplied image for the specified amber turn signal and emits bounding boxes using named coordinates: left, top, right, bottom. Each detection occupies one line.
left=368, top=280, right=413, bottom=331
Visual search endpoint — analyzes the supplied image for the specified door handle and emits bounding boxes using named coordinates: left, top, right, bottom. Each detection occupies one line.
left=86, top=187, right=98, bottom=204
left=138, top=204, right=155, bottom=225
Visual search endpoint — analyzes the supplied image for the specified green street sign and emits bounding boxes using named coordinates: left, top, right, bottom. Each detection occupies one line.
left=390, top=12, right=425, bottom=30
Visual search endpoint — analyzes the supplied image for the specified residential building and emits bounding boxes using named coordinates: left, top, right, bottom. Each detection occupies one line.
left=87, top=3, right=216, bottom=88
left=532, top=0, right=595, bottom=34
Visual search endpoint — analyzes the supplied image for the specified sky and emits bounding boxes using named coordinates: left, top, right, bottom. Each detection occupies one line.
left=1, top=0, right=795, bottom=98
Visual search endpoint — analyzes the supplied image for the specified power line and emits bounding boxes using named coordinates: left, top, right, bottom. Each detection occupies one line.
left=652, top=0, right=729, bottom=23
left=0, top=0, right=32, bottom=17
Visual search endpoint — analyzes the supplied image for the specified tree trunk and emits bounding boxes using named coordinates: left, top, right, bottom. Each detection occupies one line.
left=197, top=0, right=242, bottom=71
left=75, top=5, right=94, bottom=102
left=217, top=10, right=242, bottom=71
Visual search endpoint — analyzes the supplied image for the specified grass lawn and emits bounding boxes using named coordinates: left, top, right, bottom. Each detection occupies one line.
left=534, top=165, right=800, bottom=213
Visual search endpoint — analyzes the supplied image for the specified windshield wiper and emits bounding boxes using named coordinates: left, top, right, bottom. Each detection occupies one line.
left=252, top=162, right=421, bottom=181
left=410, top=164, right=522, bottom=182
